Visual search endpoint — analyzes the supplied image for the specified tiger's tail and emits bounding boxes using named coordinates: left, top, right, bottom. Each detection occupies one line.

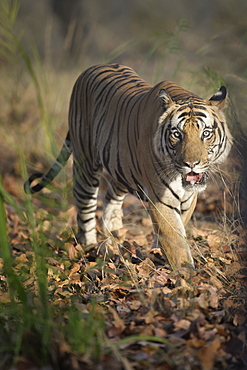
left=24, top=132, right=72, bottom=194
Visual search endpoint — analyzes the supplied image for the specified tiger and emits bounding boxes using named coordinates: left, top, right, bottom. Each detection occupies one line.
left=24, top=63, right=232, bottom=270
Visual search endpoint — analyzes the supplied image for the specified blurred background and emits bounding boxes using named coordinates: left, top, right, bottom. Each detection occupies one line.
left=15, top=0, right=247, bottom=76
left=0, top=0, right=246, bottom=219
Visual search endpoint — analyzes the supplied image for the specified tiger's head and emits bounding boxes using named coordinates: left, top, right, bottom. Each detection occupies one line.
left=155, top=85, right=232, bottom=191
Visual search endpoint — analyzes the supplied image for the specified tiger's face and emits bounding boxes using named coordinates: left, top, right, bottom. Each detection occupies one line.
left=167, top=109, right=217, bottom=191
left=156, top=87, right=232, bottom=191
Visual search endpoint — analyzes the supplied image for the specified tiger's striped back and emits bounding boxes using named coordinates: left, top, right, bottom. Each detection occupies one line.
left=160, top=81, right=201, bottom=102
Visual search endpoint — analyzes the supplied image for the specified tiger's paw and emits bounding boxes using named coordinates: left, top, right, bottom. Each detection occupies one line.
left=102, top=214, right=123, bottom=235
left=76, top=229, right=97, bottom=249
left=102, top=202, right=123, bottom=235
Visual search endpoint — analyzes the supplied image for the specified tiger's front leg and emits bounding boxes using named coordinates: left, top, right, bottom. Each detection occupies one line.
left=102, top=179, right=127, bottom=236
left=73, top=161, right=101, bottom=247
left=150, top=203, right=194, bottom=270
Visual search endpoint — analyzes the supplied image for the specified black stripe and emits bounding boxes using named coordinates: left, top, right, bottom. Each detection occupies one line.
left=159, top=177, right=181, bottom=201
left=82, top=217, right=95, bottom=224
left=150, top=152, right=181, bottom=201
left=160, top=125, right=167, bottom=154
left=213, top=120, right=218, bottom=129
left=192, top=105, right=207, bottom=110
left=148, top=181, right=181, bottom=215
left=181, top=193, right=194, bottom=204
left=73, top=186, right=97, bottom=200
left=193, top=111, right=207, bottom=118
left=178, top=112, right=189, bottom=119
left=181, top=208, right=190, bottom=213
left=125, top=95, right=146, bottom=174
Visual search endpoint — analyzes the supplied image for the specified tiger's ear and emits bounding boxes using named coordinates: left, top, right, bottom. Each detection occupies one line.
left=208, top=86, right=227, bottom=110
left=159, top=89, right=174, bottom=108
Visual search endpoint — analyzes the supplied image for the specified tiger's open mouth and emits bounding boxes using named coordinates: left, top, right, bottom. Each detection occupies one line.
left=184, top=171, right=204, bottom=185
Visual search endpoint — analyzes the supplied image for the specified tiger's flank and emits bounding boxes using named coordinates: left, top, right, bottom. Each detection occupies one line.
left=24, top=64, right=232, bottom=270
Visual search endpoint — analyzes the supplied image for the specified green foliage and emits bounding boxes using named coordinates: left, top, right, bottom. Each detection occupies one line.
left=0, top=174, right=106, bottom=368
left=203, top=67, right=226, bottom=92
left=0, top=177, right=52, bottom=366
left=0, top=0, right=20, bottom=64
left=0, top=0, right=46, bottom=115
left=66, top=300, right=105, bottom=360
left=0, top=178, right=27, bottom=303
left=146, top=18, right=189, bottom=59
left=0, top=0, right=58, bottom=157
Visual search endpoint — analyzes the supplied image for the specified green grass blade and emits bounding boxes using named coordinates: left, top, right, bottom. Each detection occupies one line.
left=0, top=178, right=27, bottom=304
left=0, top=181, right=27, bottom=222
left=114, top=334, right=173, bottom=347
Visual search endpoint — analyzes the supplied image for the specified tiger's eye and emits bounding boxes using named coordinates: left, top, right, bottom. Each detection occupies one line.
left=172, top=130, right=181, bottom=139
left=202, top=129, right=212, bottom=138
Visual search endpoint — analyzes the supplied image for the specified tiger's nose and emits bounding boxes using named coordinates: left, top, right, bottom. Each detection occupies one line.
left=184, top=160, right=200, bottom=168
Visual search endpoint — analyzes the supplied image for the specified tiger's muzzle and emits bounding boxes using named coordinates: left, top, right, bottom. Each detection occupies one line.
left=179, top=161, right=208, bottom=188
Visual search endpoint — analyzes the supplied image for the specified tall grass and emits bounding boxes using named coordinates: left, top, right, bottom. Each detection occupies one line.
left=0, top=167, right=106, bottom=367
left=0, top=174, right=52, bottom=366
left=0, top=0, right=45, bottom=114
left=0, top=0, right=59, bottom=158
left=0, top=1, right=106, bottom=367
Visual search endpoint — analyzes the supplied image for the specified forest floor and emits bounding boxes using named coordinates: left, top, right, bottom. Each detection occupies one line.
left=1, top=161, right=247, bottom=370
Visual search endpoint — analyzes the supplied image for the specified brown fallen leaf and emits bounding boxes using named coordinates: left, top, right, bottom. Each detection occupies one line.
left=149, top=268, right=170, bottom=287
left=197, top=291, right=209, bottom=310
left=207, top=233, right=222, bottom=248
left=136, top=257, right=155, bottom=278
left=126, top=299, right=142, bottom=311
left=142, top=323, right=154, bottom=336
left=174, top=319, right=191, bottom=331
left=108, top=306, right=126, bottom=333
left=141, top=217, right=152, bottom=227
left=116, top=304, right=131, bottom=315
left=153, top=327, right=167, bottom=338
left=197, top=337, right=221, bottom=370
left=209, top=275, right=224, bottom=289
left=190, top=314, right=206, bottom=339
left=190, top=226, right=210, bottom=238
left=68, top=263, right=81, bottom=278
left=66, top=243, right=79, bottom=260
left=187, top=337, right=206, bottom=348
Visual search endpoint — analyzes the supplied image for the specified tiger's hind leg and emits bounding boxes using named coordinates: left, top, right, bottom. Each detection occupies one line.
left=102, top=179, right=127, bottom=236
left=73, top=160, right=102, bottom=247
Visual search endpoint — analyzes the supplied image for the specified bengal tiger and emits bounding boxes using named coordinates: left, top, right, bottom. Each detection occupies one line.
left=24, top=63, right=232, bottom=270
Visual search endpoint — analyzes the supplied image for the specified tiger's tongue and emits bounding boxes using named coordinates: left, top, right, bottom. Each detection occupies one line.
left=185, top=172, right=203, bottom=182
